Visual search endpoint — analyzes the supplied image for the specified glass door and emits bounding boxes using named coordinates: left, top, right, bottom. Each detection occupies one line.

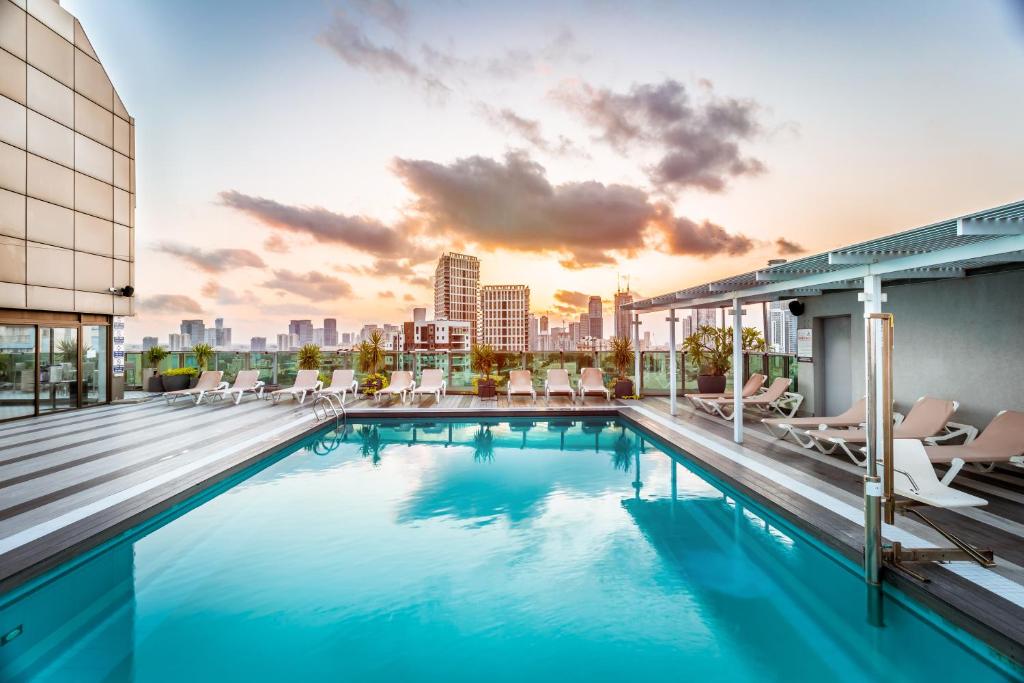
left=39, top=327, right=79, bottom=414
left=0, top=325, right=36, bottom=421
left=82, top=325, right=108, bottom=406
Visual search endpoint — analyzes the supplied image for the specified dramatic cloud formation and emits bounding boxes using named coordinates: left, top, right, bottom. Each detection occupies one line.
left=659, top=216, right=754, bottom=258
left=394, top=151, right=657, bottom=268
left=263, top=270, right=354, bottom=301
left=551, top=289, right=590, bottom=315
left=153, top=242, right=266, bottom=273
left=200, top=281, right=260, bottom=306
left=139, top=294, right=203, bottom=314
left=477, top=105, right=582, bottom=156
left=775, top=237, right=806, bottom=255
left=554, top=79, right=765, bottom=192
left=219, top=190, right=428, bottom=261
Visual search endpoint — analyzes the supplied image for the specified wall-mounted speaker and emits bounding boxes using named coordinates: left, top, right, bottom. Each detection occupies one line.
left=788, top=300, right=805, bottom=316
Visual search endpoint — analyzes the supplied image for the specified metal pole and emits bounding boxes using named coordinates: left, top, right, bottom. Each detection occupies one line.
left=864, top=315, right=882, bottom=586
left=732, top=299, right=744, bottom=444
left=633, top=314, right=641, bottom=395
left=879, top=314, right=895, bottom=524
left=667, top=309, right=678, bottom=416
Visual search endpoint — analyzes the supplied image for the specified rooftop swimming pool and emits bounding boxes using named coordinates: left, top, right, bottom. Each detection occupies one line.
left=0, top=417, right=1019, bottom=682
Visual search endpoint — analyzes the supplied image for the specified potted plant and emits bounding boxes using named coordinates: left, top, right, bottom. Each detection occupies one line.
left=682, top=325, right=766, bottom=393
left=143, top=346, right=167, bottom=392
left=161, top=366, right=198, bottom=392
left=297, top=343, right=322, bottom=371
left=358, top=330, right=387, bottom=394
left=610, top=336, right=636, bottom=398
left=471, top=344, right=497, bottom=400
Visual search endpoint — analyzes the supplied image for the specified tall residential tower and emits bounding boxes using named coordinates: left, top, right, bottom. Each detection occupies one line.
left=480, top=284, right=529, bottom=351
left=434, top=252, right=480, bottom=343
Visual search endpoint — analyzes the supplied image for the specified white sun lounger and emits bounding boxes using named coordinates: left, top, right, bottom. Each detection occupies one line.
left=164, top=370, right=226, bottom=405
left=888, top=439, right=988, bottom=508
left=545, top=369, right=574, bottom=403
left=412, top=369, right=447, bottom=404
left=686, top=373, right=765, bottom=408
left=508, top=370, right=536, bottom=404
left=924, top=410, right=1024, bottom=477
left=696, top=377, right=800, bottom=420
left=578, top=368, right=611, bottom=402
left=375, top=370, right=414, bottom=404
left=319, top=369, right=359, bottom=405
left=205, top=369, right=264, bottom=405
left=270, top=369, right=322, bottom=405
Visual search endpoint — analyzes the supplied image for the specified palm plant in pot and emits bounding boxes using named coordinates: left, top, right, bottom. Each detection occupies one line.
left=682, top=325, right=766, bottom=393
left=471, top=344, right=497, bottom=399
left=358, top=330, right=387, bottom=394
left=143, top=346, right=168, bottom=392
left=297, top=343, right=322, bottom=372
left=610, top=336, right=636, bottom=398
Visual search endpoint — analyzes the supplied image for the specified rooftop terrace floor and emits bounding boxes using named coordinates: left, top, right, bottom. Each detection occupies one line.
left=1, top=392, right=1022, bottom=663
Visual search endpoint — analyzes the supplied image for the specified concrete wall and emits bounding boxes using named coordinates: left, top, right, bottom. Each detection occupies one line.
left=796, top=268, right=1024, bottom=428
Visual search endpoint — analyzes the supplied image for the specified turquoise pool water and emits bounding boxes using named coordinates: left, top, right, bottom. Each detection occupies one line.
left=0, top=418, right=1018, bottom=682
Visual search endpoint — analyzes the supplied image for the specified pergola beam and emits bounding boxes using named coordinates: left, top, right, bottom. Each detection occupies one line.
left=828, top=250, right=928, bottom=265
left=958, top=217, right=1024, bottom=236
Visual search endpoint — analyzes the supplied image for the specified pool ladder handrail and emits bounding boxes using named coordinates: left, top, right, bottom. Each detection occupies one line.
left=312, top=393, right=347, bottom=429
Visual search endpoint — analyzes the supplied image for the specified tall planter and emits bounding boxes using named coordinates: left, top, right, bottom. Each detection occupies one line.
left=697, top=374, right=727, bottom=394
left=161, top=374, right=190, bottom=392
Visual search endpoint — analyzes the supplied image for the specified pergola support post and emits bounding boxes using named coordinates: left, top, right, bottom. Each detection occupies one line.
left=633, top=314, right=642, bottom=396
left=732, top=298, right=744, bottom=444
left=667, top=309, right=678, bottom=415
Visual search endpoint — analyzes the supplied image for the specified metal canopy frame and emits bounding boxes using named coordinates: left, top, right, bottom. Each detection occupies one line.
left=624, top=199, right=1024, bottom=313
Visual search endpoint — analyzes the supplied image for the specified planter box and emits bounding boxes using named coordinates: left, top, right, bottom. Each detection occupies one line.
left=613, top=379, right=634, bottom=399
left=144, top=373, right=163, bottom=393
left=161, top=375, right=191, bottom=392
left=478, top=379, right=497, bottom=400
left=696, top=374, right=727, bottom=394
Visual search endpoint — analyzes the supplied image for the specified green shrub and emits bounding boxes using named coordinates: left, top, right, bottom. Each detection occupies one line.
left=163, top=366, right=199, bottom=377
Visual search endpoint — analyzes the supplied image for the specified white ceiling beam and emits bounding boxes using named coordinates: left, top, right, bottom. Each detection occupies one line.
left=957, top=217, right=1024, bottom=236
left=828, top=250, right=927, bottom=265
left=886, top=268, right=965, bottom=280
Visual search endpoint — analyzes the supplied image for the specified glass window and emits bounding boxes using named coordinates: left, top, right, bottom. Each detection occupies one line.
left=0, top=325, right=35, bottom=420
left=82, top=324, right=107, bottom=405
left=39, top=326, right=77, bottom=413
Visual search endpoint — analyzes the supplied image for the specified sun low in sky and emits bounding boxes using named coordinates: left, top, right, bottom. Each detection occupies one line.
left=64, top=0, right=1024, bottom=342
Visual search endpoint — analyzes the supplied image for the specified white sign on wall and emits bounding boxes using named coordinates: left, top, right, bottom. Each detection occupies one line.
left=113, top=316, right=126, bottom=377
left=796, top=328, right=813, bottom=362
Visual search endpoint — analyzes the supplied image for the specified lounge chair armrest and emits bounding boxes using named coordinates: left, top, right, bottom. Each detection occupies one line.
left=410, top=380, right=417, bottom=392
left=440, top=380, right=447, bottom=391
left=940, top=458, right=965, bottom=486
left=925, top=422, right=977, bottom=445
left=544, top=380, right=550, bottom=390
left=254, top=380, right=265, bottom=389
left=892, top=412, right=905, bottom=426
left=217, top=381, right=230, bottom=391
left=314, top=381, right=324, bottom=391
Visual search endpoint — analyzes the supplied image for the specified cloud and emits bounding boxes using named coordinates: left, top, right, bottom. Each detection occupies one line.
left=379, top=290, right=395, bottom=298
left=659, top=216, right=754, bottom=258
left=263, top=234, right=290, bottom=254
left=219, top=190, right=428, bottom=261
left=349, top=0, right=408, bottom=35
left=393, top=151, right=657, bottom=268
left=553, top=290, right=590, bottom=311
left=200, top=280, right=260, bottom=306
left=554, top=78, right=766, bottom=192
left=153, top=242, right=266, bottom=273
left=775, top=237, right=806, bottom=255
left=403, top=293, right=415, bottom=302
left=263, top=270, right=355, bottom=301
left=407, top=275, right=433, bottom=288
left=477, top=105, right=583, bottom=157
left=138, top=294, right=203, bottom=314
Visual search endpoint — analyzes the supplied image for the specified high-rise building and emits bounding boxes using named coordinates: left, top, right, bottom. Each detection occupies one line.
left=768, top=301, right=799, bottom=353
left=614, top=290, right=633, bottom=339
left=142, top=337, right=158, bottom=351
left=168, top=333, right=189, bottom=351
left=0, top=0, right=137, bottom=418
left=250, top=337, right=267, bottom=352
left=434, top=253, right=480, bottom=343
left=181, top=320, right=205, bottom=345
left=341, top=332, right=353, bottom=346
left=323, top=318, right=338, bottom=346
left=288, top=320, right=313, bottom=345
left=578, top=312, right=590, bottom=339
left=204, top=329, right=217, bottom=346
left=539, top=315, right=549, bottom=333
left=528, top=314, right=539, bottom=350
left=480, top=285, right=529, bottom=351
left=588, top=296, right=603, bottom=339
left=403, top=319, right=471, bottom=351
left=276, top=334, right=290, bottom=351
left=696, top=309, right=719, bottom=328
left=313, top=328, right=325, bottom=346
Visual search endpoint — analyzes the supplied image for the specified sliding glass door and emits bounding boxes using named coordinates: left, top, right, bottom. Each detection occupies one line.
left=39, top=327, right=79, bottom=414
left=82, top=325, right=108, bottom=406
left=0, top=326, right=36, bottom=421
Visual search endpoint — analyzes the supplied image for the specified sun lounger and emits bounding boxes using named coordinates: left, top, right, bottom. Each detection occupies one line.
left=270, top=369, right=322, bottom=405
left=924, top=410, right=1024, bottom=477
left=686, top=373, right=765, bottom=408
left=762, top=397, right=867, bottom=447
left=889, top=440, right=988, bottom=508
left=805, top=396, right=973, bottom=464
left=507, top=370, right=536, bottom=404
left=204, top=369, right=264, bottom=405
left=412, top=369, right=447, bottom=403
left=544, top=369, right=575, bottom=403
left=578, top=368, right=610, bottom=402
left=319, top=369, right=359, bottom=405
left=375, top=370, right=414, bottom=404
left=696, top=377, right=800, bottom=420
left=164, top=370, right=226, bottom=405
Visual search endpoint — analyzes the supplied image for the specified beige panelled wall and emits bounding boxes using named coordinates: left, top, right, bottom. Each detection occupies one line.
left=0, top=0, right=135, bottom=316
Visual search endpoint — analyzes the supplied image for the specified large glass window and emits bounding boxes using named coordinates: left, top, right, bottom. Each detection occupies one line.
left=39, top=327, right=78, bottom=413
left=82, top=324, right=108, bottom=406
left=0, top=326, right=36, bottom=421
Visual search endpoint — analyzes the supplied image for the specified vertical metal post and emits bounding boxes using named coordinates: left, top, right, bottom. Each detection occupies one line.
left=633, top=313, right=641, bottom=395
left=878, top=314, right=895, bottom=524
left=667, top=309, right=678, bottom=415
left=864, top=314, right=882, bottom=586
left=732, top=299, right=744, bottom=444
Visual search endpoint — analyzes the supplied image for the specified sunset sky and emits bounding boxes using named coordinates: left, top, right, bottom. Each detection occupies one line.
left=63, top=0, right=1024, bottom=344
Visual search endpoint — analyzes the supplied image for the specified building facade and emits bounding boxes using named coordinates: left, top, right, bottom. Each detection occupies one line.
left=288, top=319, right=313, bottom=346
left=434, top=252, right=480, bottom=344
left=613, top=290, right=632, bottom=339
left=402, top=318, right=471, bottom=352
left=480, top=284, right=529, bottom=351
left=322, top=318, right=337, bottom=347
left=250, top=337, right=267, bottom=352
left=142, top=336, right=157, bottom=351
left=587, top=295, right=603, bottom=340
left=0, top=0, right=136, bottom=420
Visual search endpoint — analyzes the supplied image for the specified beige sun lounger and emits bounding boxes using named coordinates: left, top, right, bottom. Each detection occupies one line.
left=319, top=369, right=359, bottom=405
left=696, top=377, right=800, bottom=421
left=164, top=370, right=226, bottom=405
left=578, top=368, right=610, bottom=402
left=508, top=370, right=536, bottom=404
left=762, top=397, right=867, bottom=447
left=411, top=369, right=447, bottom=403
left=805, top=396, right=973, bottom=465
left=544, top=369, right=574, bottom=403
left=205, top=369, right=264, bottom=405
left=375, top=371, right=414, bottom=404
left=270, top=369, right=322, bottom=405
left=888, top=439, right=988, bottom=508
left=924, top=410, right=1024, bottom=477
left=686, top=373, right=765, bottom=407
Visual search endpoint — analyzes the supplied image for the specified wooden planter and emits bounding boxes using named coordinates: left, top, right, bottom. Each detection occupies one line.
left=478, top=379, right=497, bottom=400
left=161, top=375, right=191, bottom=392
left=696, top=374, right=727, bottom=394
left=613, top=379, right=634, bottom=399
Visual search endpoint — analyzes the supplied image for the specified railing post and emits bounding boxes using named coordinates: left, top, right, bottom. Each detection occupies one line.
left=272, top=352, right=279, bottom=385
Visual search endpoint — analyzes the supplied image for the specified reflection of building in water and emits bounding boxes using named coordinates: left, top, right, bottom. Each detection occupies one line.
left=1, top=543, right=136, bottom=680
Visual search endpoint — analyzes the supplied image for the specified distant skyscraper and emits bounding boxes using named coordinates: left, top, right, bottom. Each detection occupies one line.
left=313, top=328, right=325, bottom=346
left=434, top=252, right=480, bottom=343
left=613, top=290, right=633, bottom=339
left=142, top=336, right=158, bottom=351
left=204, top=329, right=217, bottom=346
left=341, top=332, right=353, bottom=345
left=528, top=314, right=539, bottom=350
left=168, top=333, right=188, bottom=351
left=539, top=315, right=549, bottom=333
left=215, top=318, right=223, bottom=330
left=250, top=337, right=267, bottom=352
left=276, top=333, right=290, bottom=351
left=180, top=320, right=205, bottom=345
left=588, top=296, right=603, bottom=339
left=769, top=301, right=799, bottom=353
left=323, top=318, right=338, bottom=346
left=578, top=311, right=590, bottom=339
left=480, top=285, right=530, bottom=351
left=289, top=320, right=313, bottom=345
left=696, top=309, right=719, bottom=328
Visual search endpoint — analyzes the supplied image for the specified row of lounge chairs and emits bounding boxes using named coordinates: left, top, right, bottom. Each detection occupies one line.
left=687, top=373, right=804, bottom=420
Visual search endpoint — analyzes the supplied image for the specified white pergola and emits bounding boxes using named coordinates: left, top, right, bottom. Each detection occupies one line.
left=624, top=199, right=1024, bottom=445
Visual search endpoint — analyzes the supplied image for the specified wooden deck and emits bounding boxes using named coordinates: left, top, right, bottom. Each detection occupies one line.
left=1, top=391, right=1023, bottom=664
